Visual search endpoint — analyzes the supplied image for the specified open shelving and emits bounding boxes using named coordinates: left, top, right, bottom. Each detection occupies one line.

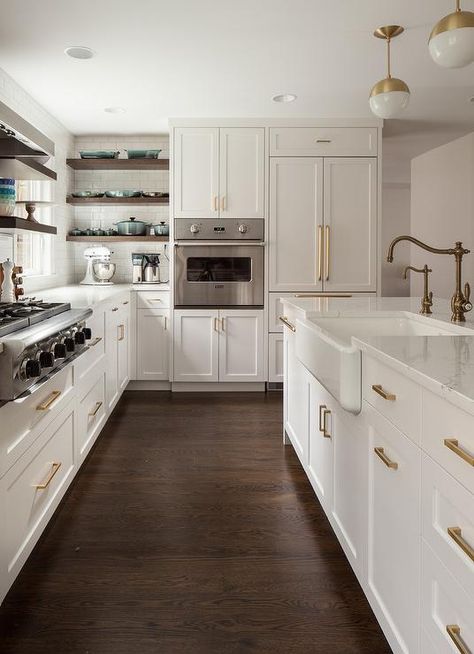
left=66, top=196, right=169, bottom=206
left=66, top=235, right=169, bottom=243
left=66, top=158, right=169, bottom=171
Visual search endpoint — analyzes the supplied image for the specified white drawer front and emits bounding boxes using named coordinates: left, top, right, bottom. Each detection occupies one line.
left=74, top=307, right=105, bottom=384
left=0, top=365, right=74, bottom=477
left=422, top=541, right=474, bottom=654
left=422, top=390, right=474, bottom=495
left=363, top=356, right=421, bottom=443
left=268, top=333, right=283, bottom=382
left=136, top=291, right=170, bottom=309
left=270, top=127, right=378, bottom=157
left=77, top=369, right=107, bottom=461
left=0, top=401, right=75, bottom=598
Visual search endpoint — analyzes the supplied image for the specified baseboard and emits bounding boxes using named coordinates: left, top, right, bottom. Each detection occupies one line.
left=171, top=382, right=266, bottom=392
left=126, top=381, right=172, bottom=391
left=267, top=382, right=283, bottom=391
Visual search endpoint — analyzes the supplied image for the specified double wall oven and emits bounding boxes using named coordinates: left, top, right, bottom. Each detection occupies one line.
left=174, top=219, right=264, bottom=308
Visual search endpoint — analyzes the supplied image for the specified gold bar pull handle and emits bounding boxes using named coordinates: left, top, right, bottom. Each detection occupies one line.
left=118, top=324, right=125, bottom=341
left=317, top=225, right=322, bottom=281
left=212, top=195, right=218, bottom=212
left=89, top=336, right=102, bottom=347
left=325, top=225, right=330, bottom=281
left=374, top=447, right=398, bottom=470
left=315, top=139, right=332, bottom=143
left=214, top=317, right=219, bottom=332
left=448, top=527, right=474, bottom=562
left=372, top=384, right=396, bottom=401
left=279, top=316, right=296, bottom=332
left=34, top=462, right=61, bottom=490
left=444, top=439, right=474, bottom=467
left=89, top=401, right=103, bottom=418
left=221, top=317, right=225, bottom=332
left=446, top=625, right=471, bottom=654
left=36, top=390, right=62, bottom=412
left=221, top=196, right=226, bottom=211
left=318, top=404, right=327, bottom=432
left=164, top=316, right=167, bottom=331
left=322, top=408, right=331, bottom=438
left=122, top=300, right=129, bottom=305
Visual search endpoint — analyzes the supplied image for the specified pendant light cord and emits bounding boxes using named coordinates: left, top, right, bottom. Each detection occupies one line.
left=387, top=37, right=392, bottom=78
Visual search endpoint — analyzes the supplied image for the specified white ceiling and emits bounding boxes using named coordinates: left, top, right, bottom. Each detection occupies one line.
left=1, top=0, right=474, bottom=173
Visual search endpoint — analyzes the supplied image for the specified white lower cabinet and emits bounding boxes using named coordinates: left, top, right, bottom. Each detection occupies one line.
left=268, top=333, right=283, bottom=383
left=283, top=324, right=310, bottom=465
left=76, top=368, right=107, bottom=462
left=136, top=309, right=169, bottom=380
left=173, top=309, right=264, bottom=383
left=105, top=298, right=130, bottom=409
left=365, top=402, right=421, bottom=654
left=308, top=376, right=333, bottom=510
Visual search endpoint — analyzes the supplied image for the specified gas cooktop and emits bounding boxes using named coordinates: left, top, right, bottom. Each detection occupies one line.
left=0, top=299, right=71, bottom=337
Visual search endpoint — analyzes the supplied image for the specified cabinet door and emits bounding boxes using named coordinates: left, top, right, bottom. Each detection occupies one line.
left=218, top=310, right=264, bottom=382
left=105, top=306, right=119, bottom=410
left=269, top=157, right=323, bottom=292
left=366, top=404, right=421, bottom=654
left=219, top=127, right=265, bottom=219
left=117, top=308, right=130, bottom=392
left=323, top=158, right=377, bottom=292
left=268, top=333, right=283, bottom=383
left=173, top=310, right=219, bottom=382
left=308, top=377, right=334, bottom=511
left=137, top=310, right=169, bottom=381
left=283, top=325, right=310, bottom=467
left=174, top=127, right=219, bottom=218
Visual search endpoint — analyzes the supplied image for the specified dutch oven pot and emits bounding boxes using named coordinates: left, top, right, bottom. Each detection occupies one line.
left=114, top=217, right=149, bottom=235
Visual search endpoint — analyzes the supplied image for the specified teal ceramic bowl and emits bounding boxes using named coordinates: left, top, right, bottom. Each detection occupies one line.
left=71, top=191, right=105, bottom=198
left=126, top=149, right=162, bottom=159
left=105, top=190, right=142, bottom=198
left=80, top=150, right=120, bottom=159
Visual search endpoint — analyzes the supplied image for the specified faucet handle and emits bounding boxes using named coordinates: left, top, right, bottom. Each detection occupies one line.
left=464, top=282, right=472, bottom=312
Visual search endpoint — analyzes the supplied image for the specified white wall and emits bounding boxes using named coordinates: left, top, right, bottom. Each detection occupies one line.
left=410, top=132, right=474, bottom=299
left=0, top=66, right=75, bottom=293
left=381, top=183, right=411, bottom=296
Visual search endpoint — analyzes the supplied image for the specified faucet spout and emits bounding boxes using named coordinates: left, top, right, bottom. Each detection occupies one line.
left=386, top=234, right=457, bottom=263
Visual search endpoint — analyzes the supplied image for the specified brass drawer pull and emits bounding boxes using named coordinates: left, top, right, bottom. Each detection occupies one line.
left=315, top=139, right=332, bottom=143
left=322, top=408, right=331, bottom=438
left=118, top=324, right=125, bottom=341
left=149, top=298, right=162, bottom=302
left=89, top=401, right=103, bottom=418
left=90, top=336, right=102, bottom=347
left=214, top=317, right=219, bottom=332
left=318, top=404, right=327, bottom=432
left=123, top=300, right=129, bottom=305
left=34, top=462, right=61, bottom=490
left=372, top=384, right=396, bottom=401
left=444, top=439, right=474, bottom=467
left=374, top=447, right=398, bottom=470
left=36, top=390, right=61, bottom=412
left=448, top=527, right=474, bottom=562
left=279, top=316, right=296, bottom=332
left=295, top=293, right=353, bottom=298
left=446, top=625, right=470, bottom=654
left=112, top=307, right=119, bottom=312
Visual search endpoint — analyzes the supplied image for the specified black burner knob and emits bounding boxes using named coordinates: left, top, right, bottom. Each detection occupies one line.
left=82, top=327, right=92, bottom=340
left=54, top=342, right=67, bottom=359
left=39, top=351, right=54, bottom=368
left=75, top=331, right=86, bottom=345
left=25, top=359, right=41, bottom=379
left=64, top=337, right=75, bottom=352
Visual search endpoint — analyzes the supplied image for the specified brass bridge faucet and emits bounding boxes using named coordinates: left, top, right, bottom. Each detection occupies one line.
left=387, top=235, right=473, bottom=323
left=403, top=264, right=433, bottom=315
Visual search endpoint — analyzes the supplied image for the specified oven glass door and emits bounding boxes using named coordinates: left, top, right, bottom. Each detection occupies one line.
left=186, top=256, right=252, bottom=283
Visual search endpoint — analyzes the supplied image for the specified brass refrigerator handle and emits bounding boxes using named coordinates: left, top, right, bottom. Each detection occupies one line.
left=317, top=225, right=322, bottom=281
left=444, top=439, right=474, bottom=467
left=374, top=447, right=399, bottom=470
left=446, top=625, right=470, bottom=654
left=447, top=527, right=474, bottom=562
left=34, top=462, right=61, bottom=490
left=325, top=225, right=330, bottom=280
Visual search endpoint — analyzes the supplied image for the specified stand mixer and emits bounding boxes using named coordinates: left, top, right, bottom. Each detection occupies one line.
left=80, top=246, right=116, bottom=285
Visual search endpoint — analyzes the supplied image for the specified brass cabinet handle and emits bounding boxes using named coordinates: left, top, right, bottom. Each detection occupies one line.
left=123, top=300, right=129, bottom=305
left=164, top=316, right=167, bottom=331
left=372, top=384, right=396, bottom=401
left=34, top=462, right=61, bottom=490
left=448, top=527, right=474, bottom=562
left=90, top=336, right=102, bottom=347
left=118, top=324, right=125, bottom=341
left=374, top=447, right=398, bottom=470
left=446, top=625, right=470, bottom=654
left=221, top=317, right=225, bottom=332
left=295, top=293, right=353, bottom=298
left=149, top=298, right=162, bottom=303
left=325, top=225, right=330, bottom=280
left=89, top=401, right=103, bottom=418
left=322, top=408, right=331, bottom=438
left=318, top=404, right=327, bottom=432
left=221, top=196, right=226, bottom=211
left=212, top=195, right=218, bottom=211
left=444, top=439, right=474, bottom=467
left=315, top=139, right=332, bottom=143
left=317, top=225, right=322, bottom=281
left=112, top=307, right=118, bottom=312
left=36, top=390, right=61, bottom=412
left=213, top=317, right=219, bottom=332
left=279, top=316, right=296, bottom=332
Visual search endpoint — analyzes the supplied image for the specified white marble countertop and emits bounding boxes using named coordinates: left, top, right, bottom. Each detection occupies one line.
left=281, top=295, right=474, bottom=414
left=34, top=283, right=170, bottom=309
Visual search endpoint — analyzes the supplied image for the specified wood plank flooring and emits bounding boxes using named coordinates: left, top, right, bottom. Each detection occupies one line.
left=0, top=392, right=391, bottom=654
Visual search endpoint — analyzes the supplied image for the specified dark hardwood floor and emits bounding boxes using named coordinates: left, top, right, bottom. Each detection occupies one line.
left=0, top=392, right=391, bottom=654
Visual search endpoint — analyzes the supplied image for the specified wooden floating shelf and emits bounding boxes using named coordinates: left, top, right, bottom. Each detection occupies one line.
left=66, top=158, right=169, bottom=171
left=0, top=216, right=57, bottom=235
left=67, top=196, right=169, bottom=206
left=66, top=235, right=169, bottom=243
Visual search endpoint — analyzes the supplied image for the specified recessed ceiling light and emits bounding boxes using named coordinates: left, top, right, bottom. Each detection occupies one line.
left=272, top=94, right=297, bottom=103
left=104, top=107, right=126, bottom=114
left=64, top=46, right=95, bottom=60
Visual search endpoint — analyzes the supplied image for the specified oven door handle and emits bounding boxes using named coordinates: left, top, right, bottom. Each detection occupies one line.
left=175, top=241, right=265, bottom=247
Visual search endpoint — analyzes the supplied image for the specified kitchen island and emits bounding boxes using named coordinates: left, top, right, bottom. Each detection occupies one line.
left=280, top=296, right=474, bottom=654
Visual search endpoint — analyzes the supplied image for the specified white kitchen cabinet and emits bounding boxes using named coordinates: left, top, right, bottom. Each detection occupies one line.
left=269, top=157, right=324, bottom=292
left=174, top=127, right=219, bottom=218
left=269, top=127, right=378, bottom=157
left=117, top=309, right=130, bottom=393
left=268, top=333, right=283, bottom=383
left=323, top=158, right=377, bottom=292
left=219, top=127, right=265, bottom=219
left=137, top=309, right=169, bottom=381
left=218, top=310, right=264, bottom=382
left=365, top=402, right=421, bottom=654
left=173, top=310, right=219, bottom=382
left=308, top=376, right=334, bottom=511
left=174, top=126, right=264, bottom=220
left=105, top=298, right=130, bottom=410
left=76, top=368, right=106, bottom=461
left=173, top=309, right=264, bottom=382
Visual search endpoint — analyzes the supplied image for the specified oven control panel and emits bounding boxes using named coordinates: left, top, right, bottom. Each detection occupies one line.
left=175, top=218, right=264, bottom=241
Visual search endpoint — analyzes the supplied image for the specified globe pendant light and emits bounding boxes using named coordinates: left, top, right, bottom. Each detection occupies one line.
left=369, top=25, right=410, bottom=119
left=429, top=0, right=474, bottom=68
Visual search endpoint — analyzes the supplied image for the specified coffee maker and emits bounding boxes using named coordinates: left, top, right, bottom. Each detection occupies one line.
left=132, top=253, right=161, bottom=284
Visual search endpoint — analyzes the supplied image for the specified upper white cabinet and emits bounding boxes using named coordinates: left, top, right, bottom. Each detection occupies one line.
left=269, top=157, right=323, bottom=292
left=324, top=158, right=377, bottom=292
left=174, top=127, right=219, bottom=219
left=270, top=127, right=378, bottom=157
left=174, top=127, right=265, bottom=219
